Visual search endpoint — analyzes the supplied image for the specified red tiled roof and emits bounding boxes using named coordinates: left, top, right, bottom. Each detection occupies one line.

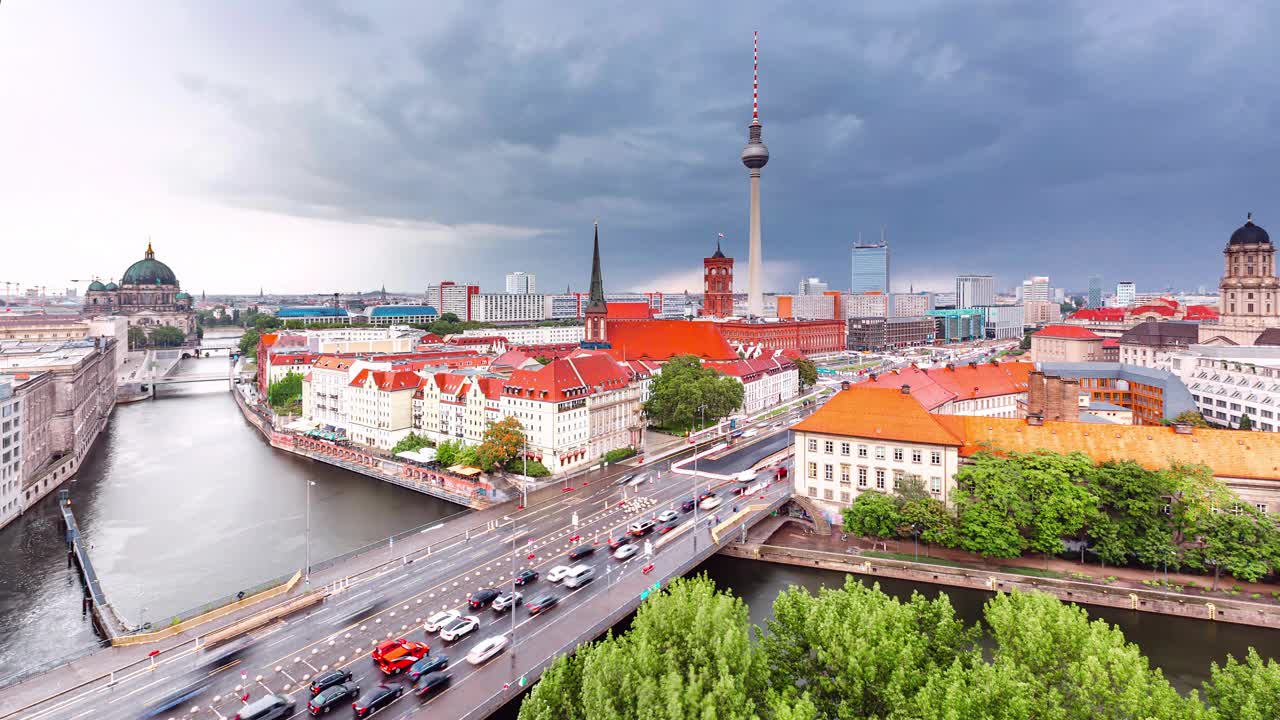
left=794, top=387, right=965, bottom=446
left=503, top=352, right=631, bottom=402
left=705, top=357, right=795, bottom=380
left=1184, top=305, right=1219, bottom=321
left=349, top=368, right=422, bottom=391
left=858, top=361, right=1033, bottom=411
left=491, top=349, right=533, bottom=368
left=311, top=356, right=352, bottom=371
left=602, top=320, right=738, bottom=362
left=606, top=302, right=653, bottom=320
left=474, top=376, right=506, bottom=400
left=1130, top=304, right=1176, bottom=317
left=1034, top=324, right=1101, bottom=340
left=270, top=353, right=318, bottom=366
left=1101, top=338, right=1119, bottom=348
left=1067, top=308, right=1125, bottom=322
left=448, top=336, right=506, bottom=345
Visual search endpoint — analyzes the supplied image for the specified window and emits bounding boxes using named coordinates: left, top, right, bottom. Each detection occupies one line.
left=858, top=468, right=868, bottom=487
left=840, top=491, right=851, bottom=504
left=1256, top=503, right=1269, bottom=514
left=892, top=447, right=903, bottom=462
left=912, top=449, right=922, bottom=464
left=875, top=446, right=886, bottom=460
left=824, top=440, right=834, bottom=454
left=857, top=444, right=868, bottom=458
left=824, top=464, right=833, bottom=481
left=841, top=442, right=851, bottom=456
left=875, top=469, right=885, bottom=489
left=808, top=439, right=817, bottom=452
left=930, top=477, right=942, bottom=493
left=840, top=464, right=851, bottom=486
left=930, top=450, right=942, bottom=465
left=807, top=462, right=817, bottom=479
left=808, top=486, right=818, bottom=498
left=824, top=488, right=834, bottom=501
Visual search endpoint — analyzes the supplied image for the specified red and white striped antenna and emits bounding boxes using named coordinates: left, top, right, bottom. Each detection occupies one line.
left=752, top=31, right=760, bottom=121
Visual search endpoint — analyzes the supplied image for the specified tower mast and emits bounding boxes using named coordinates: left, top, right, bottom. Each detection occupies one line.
left=741, top=31, right=770, bottom=317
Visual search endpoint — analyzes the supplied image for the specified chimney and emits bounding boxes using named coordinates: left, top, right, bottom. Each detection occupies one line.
left=1027, top=413, right=1044, bottom=426
left=901, top=384, right=911, bottom=395
left=1173, top=422, right=1193, bottom=435
left=1061, top=378, right=1080, bottom=422
left=1026, top=370, right=1046, bottom=418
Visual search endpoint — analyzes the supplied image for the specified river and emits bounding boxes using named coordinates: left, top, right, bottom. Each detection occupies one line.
left=2, top=355, right=1278, bottom=694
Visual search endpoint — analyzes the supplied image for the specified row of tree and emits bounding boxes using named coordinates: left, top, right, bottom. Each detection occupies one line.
left=520, top=576, right=1279, bottom=720
left=843, top=451, right=1280, bottom=581
left=127, top=325, right=187, bottom=349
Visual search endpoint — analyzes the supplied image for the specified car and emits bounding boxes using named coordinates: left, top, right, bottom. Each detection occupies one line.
left=514, top=569, right=539, bottom=586
left=309, top=669, right=354, bottom=696
left=657, top=509, right=678, bottom=523
left=353, top=684, right=403, bottom=718
left=628, top=474, right=647, bottom=488
left=701, top=496, right=723, bottom=511
left=468, top=588, right=501, bottom=609
left=406, top=654, right=449, bottom=681
left=567, top=544, right=596, bottom=561
left=230, top=693, right=294, bottom=720
left=680, top=498, right=696, bottom=513
left=199, top=635, right=257, bottom=671
left=466, top=635, right=509, bottom=665
left=607, top=535, right=631, bottom=550
left=657, top=521, right=678, bottom=534
left=412, top=671, right=452, bottom=698
left=439, top=615, right=480, bottom=642
left=527, top=594, right=559, bottom=615
left=547, top=565, right=573, bottom=583
left=615, top=473, right=635, bottom=486
left=331, top=599, right=384, bottom=628
left=628, top=519, right=655, bottom=537
left=371, top=638, right=429, bottom=674
left=140, top=680, right=210, bottom=719
left=307, top=682, right=358, bottom=716
left=698, top=490, right=717, bottom=501
left=424, top=609, right=460, bottom=633
left=613, top=544, right=639, bottom=560
left=492, top=591, right=522, bottom=612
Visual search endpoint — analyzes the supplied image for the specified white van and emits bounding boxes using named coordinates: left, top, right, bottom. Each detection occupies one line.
left=563, top=564, right=595, bottom=589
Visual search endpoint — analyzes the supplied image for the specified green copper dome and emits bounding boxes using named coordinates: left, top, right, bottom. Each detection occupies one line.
left=87, top=280, right=107, bottom=291
left=175, top=292, right=191, bottom=300
left=103, top=282, right=119, bottom=291
left=121, top=242, right=178, bottom=286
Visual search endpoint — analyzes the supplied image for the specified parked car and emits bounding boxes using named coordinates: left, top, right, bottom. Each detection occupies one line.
left=527, top=595, right=559, bottom=615
left=406, top=654, right=449, bottom=682
left=492, top=591, right=522, bottom=612
left=466, top=635, right=509, bottom=665
left=547, top=565, right=573, bottom=583
left=353, top=685, right=403, bottom=718
left=306, top=682, right=358, bottom=716
left=613, top=544, right=639, bottom=560
left=412, top=671, right=452, bottom=698
left=567, top=544, right=596, bottom=561
left=371, top=638, right=429, bottom=675
left=230, top=693, right=294, bottom=720
left=309, top=669, right=353, bottom=696
left=424, top=609, right=460, bottom=633
left=468, top=588, right=501, bottom=609
left=439, top=615, right=480, bottom=643
left=514, top=569, right=539, bottom=586
left=657, top=509, right=679, bottom=523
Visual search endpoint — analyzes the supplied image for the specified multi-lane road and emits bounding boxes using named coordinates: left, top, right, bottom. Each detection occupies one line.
left=7, top=426, right=795, bottom=720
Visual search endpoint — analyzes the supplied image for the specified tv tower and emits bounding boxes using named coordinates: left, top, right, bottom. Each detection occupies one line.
left=740, top=31, right=769, bottom=317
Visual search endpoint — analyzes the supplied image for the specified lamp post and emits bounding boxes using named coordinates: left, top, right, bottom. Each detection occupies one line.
left=693, top=405, right=706, bottom=551
left=911, top=523, right=922, bottom=562
left=305, top=480, right=316, bottom=587
left=521, top=435, right=528, bottom=508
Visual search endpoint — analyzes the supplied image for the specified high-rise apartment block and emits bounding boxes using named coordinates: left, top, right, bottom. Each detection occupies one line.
left=1115, top=281, right=1137, bottom=307
left=505, top=272, right=536, bottom=294
left=426, top=282, right=480, bottom=321
left=1020, top=276, right=1051, bottom=302
left=1088, top=275, right=1103, bottom=308
left=890, top=292, right=931, bottom=317
left=851, top=241, right=889, bottom=294
left=955, top=275, right=995, bottom=308
left=798, top=277, right=827, bottom=296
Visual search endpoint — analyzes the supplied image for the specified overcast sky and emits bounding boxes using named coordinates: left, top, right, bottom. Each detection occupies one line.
left=3, top=1, right=1278, bottom=297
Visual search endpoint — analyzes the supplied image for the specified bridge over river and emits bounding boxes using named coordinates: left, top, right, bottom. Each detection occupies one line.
left=0, top=426, right=798, bottom=720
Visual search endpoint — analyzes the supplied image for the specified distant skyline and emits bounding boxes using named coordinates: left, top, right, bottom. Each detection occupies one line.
left=2, top=2, right=1277, bottom=296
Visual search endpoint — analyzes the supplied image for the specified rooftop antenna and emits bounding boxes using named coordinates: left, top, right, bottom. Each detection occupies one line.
left=752, top=30, right=760, bottom=121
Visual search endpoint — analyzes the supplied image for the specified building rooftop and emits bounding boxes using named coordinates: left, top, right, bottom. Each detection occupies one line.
left=368, top=305, right=438, bottom=318
left=1034, top=324, right=1101, bottom=340
left=0, top=340, right=106, bottom=370
left=1036, top=361, right=1197, bottom=420
left=859, top=361, right=1033, bottom=411
left=504, top=351, right=632, bottom=402
left=1118, top=320, right=1199, bottom=347
left=793, top=386, right=965, bottom=447
left=278, top=306, right=348, bottom=318
left=602, top=320, right=738, bottom=362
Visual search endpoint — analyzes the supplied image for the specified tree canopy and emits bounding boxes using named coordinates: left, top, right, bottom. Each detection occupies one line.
left=238, top=329, right=260, bottom=358
left=267, top=371, right=303, bottom=414
left=644, top=355, right=744, bottom=431
left=476, top=417, right=525, bottom=471
left=792, top=356, right=818, bottom=389
left=147, top=326, right=186, bottom=347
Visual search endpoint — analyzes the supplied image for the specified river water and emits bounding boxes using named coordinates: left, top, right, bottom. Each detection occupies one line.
left=2, top=355, right=1278, bottom=693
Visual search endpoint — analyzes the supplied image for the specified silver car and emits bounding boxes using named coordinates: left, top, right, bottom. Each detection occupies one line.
left=491, top=591, right=522, bottom=612
left=613, top=544, right=639, bottom=561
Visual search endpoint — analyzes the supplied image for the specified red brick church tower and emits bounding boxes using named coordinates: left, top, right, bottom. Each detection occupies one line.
left=584, top=221, right=610, bottom=345
left=703, top=235, right=734, bottom=317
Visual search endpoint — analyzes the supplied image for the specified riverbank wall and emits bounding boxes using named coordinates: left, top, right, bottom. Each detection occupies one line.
left=57, top=491, right=129, bottom=642
left=721, top=541, right=1280, bottom=629
left=231, top=387, right=498, bottom=509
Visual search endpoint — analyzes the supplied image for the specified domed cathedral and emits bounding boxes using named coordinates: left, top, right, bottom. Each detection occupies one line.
left=1200, top=214, right=1280, bottom=346
left=83, top=242, right=195, bottom=335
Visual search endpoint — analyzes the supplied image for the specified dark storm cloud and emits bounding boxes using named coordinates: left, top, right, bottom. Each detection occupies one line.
left=184, top=1, right=1280, bottom=292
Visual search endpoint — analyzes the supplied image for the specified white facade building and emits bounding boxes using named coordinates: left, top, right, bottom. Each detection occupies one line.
left=982, top=305, right=1027, bottom=340
left=1116, top=281, right=1137, bottom=307
left=1020, top=276, right=1051, bottom=302
left=506, top=272, right=537, bottom=294
left=707, top=357, right=799, bottom=415
left=1172, top=346, right=1280, bottom=432
left=789, top=294, right=838, bottom=320
left=798, top=277, right=828, bottom=296
left=0, top=379, right=22, bottom=530
left=471, top=294, right=548, bottom=324
left=844, top=293, right=888, bottom=318
left=955, top=275, right=995, bottom=309
left=301, top=356, right=354, bottom=431
left=890, top=293, right=931, bottom=318
left=460, top=325, right=584, bottom=346
left=345, top=368, right=422, bottom=450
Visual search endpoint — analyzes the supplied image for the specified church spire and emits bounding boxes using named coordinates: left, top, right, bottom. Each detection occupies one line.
left=145, top=239, right=155, bottom=260
left=586, top=220, right=607, bottom=313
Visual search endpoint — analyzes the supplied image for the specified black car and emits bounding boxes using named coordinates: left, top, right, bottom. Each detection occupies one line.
left=657, top=521, right=678, bottom=534
left=413, top=671, right=452, bottom=698
left=140, top=680, right=210, bottom=719
left=230, top=693, right=294, bottom=720
left=567, top=544, right=595, bottom=561
left=353, top=685, right=403, bottom=718
left=309, top=669, right=354, bottom=695
left=527, top=594, right=559, bottom=615
left=680, top=498, right=696, bottom=513
left=698, top=490, right=716, bottom=501
left=607, top=535, right=631, bottom=549
left=514, top=569, right=538, bottom=586
left=306, top=682, right=358, bottom=716
left=469, top=588, right=501, bottom=609
left=407, top=654, right=449, bottom=681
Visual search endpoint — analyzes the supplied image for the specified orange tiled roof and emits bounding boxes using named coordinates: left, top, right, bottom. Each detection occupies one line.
left=602, top=320, right=738, bottom=361
left=1184, top=305, right=1219, bottom=321
left=793, top=386, right=965, bottom=447
left=504, top=352, right=632, bottom=402
left=859, top=362, right=1032, bottom=411
left=1068, top=308, right=1126, bottom=322
left=958, top=417, right=1280, bottom=481
left=606, top=302, right=653, bottom=320
left=350, top=368, right=422, bottom=391
left=1034, top=324, right=1101, bottom=340
left=311, top=356, right=352, bottom=371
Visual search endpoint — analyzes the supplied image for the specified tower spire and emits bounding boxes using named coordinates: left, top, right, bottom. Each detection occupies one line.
left=740, top=31, right=769, bottom=317
left=586, top=220, right=606, bottom=312
left=752, top=30, right=760, bottom=122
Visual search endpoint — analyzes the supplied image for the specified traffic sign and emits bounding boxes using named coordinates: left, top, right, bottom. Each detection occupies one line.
left=519, top=675, right=527, bottom=687
left=639, top=589, right=651, bottom=601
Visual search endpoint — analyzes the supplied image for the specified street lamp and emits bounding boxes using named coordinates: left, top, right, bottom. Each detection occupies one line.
left=305, top=480, right=316, bottom=586
left=911, top=523, right=923, bottom=562
left=521, top=435, right=529, bottom=508
left=692, top=405, right=706, bottom=550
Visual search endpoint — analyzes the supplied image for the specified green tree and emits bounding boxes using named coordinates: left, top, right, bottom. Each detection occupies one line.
left=391, top=432, right=432, bottom=455
left=1202, top=648, right=1280, bottom=720
left=841, top=491, right=902, bottom=538
left=147, top=326, right=186, bottom=347
left=1019, top=329, right=1034, bottom=350
left=792, top=356, right=818, bottom=388
left=127, top=326, right=147, bottom=350
left=253, top=314, right=281, bottom=331
left=535, top=355, right=551, bottom=365
left=238, top=329, right=260, bottom=358
left=439, top=312, right=460, bottom=324
left=1238, top=413, right=1254, bottom=431
left=456, top=443, right=480, bottom=469
left=506, top=457, right=549, bottom=477
left=1190, top=506, right=1280, bottom=583
left=1168, top=409, right=1211, bottom=428
left=476, top=417, right=525, bottom=471
left=267, top=371, right=303, bottom=413
left=900, top=494, right=958, bottom=548
left=434, top=439, right=461, bottom=468
left=643, top=354, right=744, bottom=431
